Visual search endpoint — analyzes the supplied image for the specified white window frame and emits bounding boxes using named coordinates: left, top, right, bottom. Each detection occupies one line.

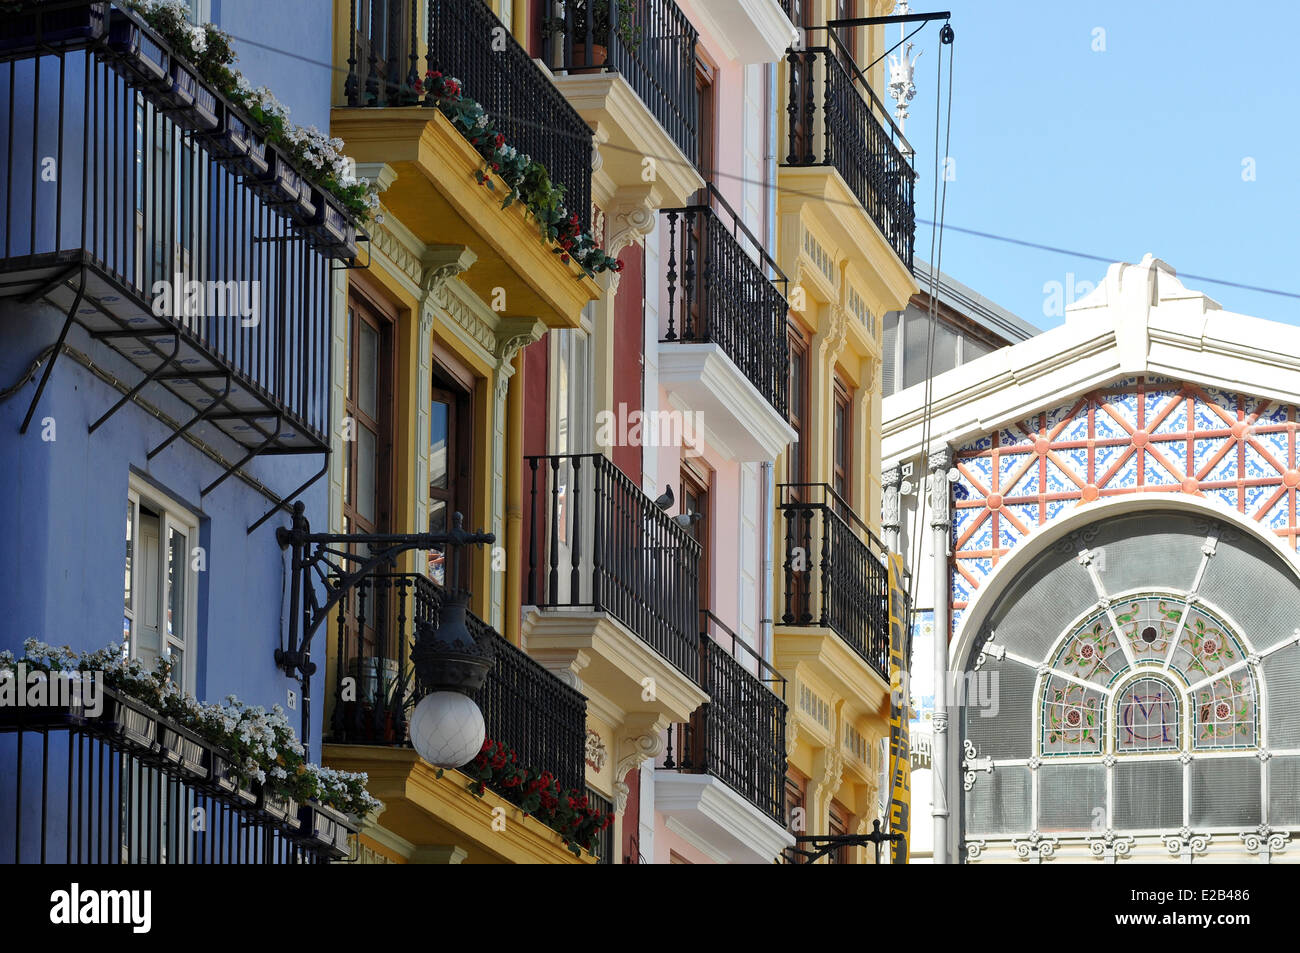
left=125, top=476, right=200, bottom=691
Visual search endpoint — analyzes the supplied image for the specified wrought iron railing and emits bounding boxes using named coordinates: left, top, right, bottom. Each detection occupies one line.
left=0, top=702, right=352, bottom=863
left=662, top=612, right=787, bottom=823
left=778, top=483, right=890, bottom=679
left=544, top=0, right=699, bottom=164
left=0, top=5, right=334, bottom=447
left=586, top=787, right=615, bottom=864
left=526, top=452, right=702, bottom=684
left=326, top=570, right=588, bottom=793
left=783, top=40, right=915, bottom=269
left=343, top=0, right=594, bottom=223
left=663, top=183, right=789, bottom=419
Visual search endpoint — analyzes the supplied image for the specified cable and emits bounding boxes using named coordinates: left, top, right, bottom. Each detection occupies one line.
left=220, top=30, right=1300, bottom=306
left=0, top=344, right=55, bottom=402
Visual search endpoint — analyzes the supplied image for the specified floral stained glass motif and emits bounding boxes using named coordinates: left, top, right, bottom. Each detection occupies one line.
left=1041, top=675, right=1104, bottom=755
left=1111, top=595, right=1183, bottom=662
left=1166, top=605, right=1243, bottom=681
left=1050, top=611, right=1125, bottom=687
left=1116, top=677, right=1180, bottom=753
left=1193, top=674, right=1257, bottom=750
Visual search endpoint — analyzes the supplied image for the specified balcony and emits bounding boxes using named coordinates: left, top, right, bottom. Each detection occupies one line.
left=0, top=691, right=356, bottom=863
left=659, top=184, right=795, bottom=461
left=334, top=0, right=601, bottom=327
left=322, top=570, right=595, bottom=863
left=0, top=4, right=339, bottom=491
left=783, top=42, right=916, bottom=271
left=544, top=0, right=698, bottom=168
left=522, top=452, right=709, bottom=757
left=777, top=483, right=890, bottom=682
left=656, top=612, right=794, bottom=863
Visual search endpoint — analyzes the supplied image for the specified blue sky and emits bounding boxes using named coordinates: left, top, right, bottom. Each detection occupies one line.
left=900, top=0, right=1300, bottom=330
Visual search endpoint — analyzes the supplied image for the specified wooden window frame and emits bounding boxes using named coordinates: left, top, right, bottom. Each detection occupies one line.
left=832, top=373, right=853, bottom=508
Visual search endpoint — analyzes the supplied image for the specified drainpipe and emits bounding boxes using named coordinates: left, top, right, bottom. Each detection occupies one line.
left=928, top=446, right=953, bottom=864
left=762, top=61, right=779, bottom=666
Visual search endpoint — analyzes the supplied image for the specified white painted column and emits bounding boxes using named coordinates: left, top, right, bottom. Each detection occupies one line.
left=928, top=447, right=953, bottom=864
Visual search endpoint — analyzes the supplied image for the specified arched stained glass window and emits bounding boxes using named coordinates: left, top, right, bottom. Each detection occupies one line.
left=1115, top=676, right=1180, bottom=753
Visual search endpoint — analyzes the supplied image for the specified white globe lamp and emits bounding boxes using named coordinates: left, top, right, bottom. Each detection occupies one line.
left=409, top=691, right=486, bottom=768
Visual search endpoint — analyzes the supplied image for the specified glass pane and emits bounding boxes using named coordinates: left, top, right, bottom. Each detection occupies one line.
left=1116, top=677, right=1179, bottom=753
left=359, top=321, right=378, bottom=420
left=123, top=615, right=132, bottom=643
left=343, top=438, right=353, bottom=505
left=345, top=307, right=354, bottom=400
left=358, top=424, right=377, bottom=524
left=124, top=502, right=133, bottom=610
left=430, top=400, right=449, bottom=490
left=167, top=527, right=186, bottom=643
left=428, top=501, right=447, bottom=584
left=166, top=645, right=184, bottom=691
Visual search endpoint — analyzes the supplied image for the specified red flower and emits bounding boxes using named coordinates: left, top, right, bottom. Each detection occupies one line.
left=495, top=132, right=506, bottom=149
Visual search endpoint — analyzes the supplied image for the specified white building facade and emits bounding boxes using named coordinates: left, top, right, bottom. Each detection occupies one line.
left=884, top=255, right=1300, bottom=863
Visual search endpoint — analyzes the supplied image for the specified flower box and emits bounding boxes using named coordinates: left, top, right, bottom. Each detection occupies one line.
left=250, top=148, right=302, bottom=208
left=292, top=800, right=355, bottom=860
left=307, top=192, right=359, bottom=260
left=0, top=2, right=106, bottom=56
left=258, top=790, right=301, bottom=830
left=0, top=672, right=90, bottom=729
left=161, top=61, right=219, bottom=133
left=157, top=721, right=210, bottom=780
left=285, top=177, right=318, bottom=227
left=101, top=689, right=159, bottom=753
left=106, top=11, right=170, bottom=91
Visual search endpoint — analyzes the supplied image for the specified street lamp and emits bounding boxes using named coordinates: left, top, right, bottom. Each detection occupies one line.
left=407, top=588, right=494, bottom=768
left=277, top=504, right=495, bottom=752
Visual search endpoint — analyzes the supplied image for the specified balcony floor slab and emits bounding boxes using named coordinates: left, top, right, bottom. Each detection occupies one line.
left=654, top=772, right=795, bottom=863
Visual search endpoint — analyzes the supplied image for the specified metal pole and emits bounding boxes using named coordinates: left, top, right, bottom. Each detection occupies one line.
left=928, top=447, right=953, bottom=864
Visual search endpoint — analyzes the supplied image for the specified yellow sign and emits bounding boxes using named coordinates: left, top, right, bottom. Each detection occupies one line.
left=887, top=553, right=910, bottom=864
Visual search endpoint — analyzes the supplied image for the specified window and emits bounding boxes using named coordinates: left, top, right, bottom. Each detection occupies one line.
left=681, top=460, right=711, bottom=613
left=430, top=352, right=475, bottom=588
left=124, top=480, right=198, bottom=691
left=343, top=291, right=394, bottom=537
left=832, top=376, right=852, bottom=506
left=784, top=770, right=807, bottom=863
left=828, top=801, right=851, bottom=864
left=786, top=327, right=810, bottom=487
left=694, top=53, right=716, bottom=187
left=1115, top=677, right=1180, bottom=753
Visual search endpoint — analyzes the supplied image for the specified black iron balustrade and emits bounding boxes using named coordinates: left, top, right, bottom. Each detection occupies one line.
left=663, top=183, right=790, bottom=419
left=327, top=568, right=588, bottom=794
left=585, top=786, right=615, bottom=863
left=343, top=0, right=594, bottom=223
left=0, top=7, right=335, bottom=457
left=662, top=612, right=787, bottom=823
left=0, top=710, right=352, bottom=863
left=544, top=0, right=699, bottom=165
left=778, top=483, right=890, bottom=679
left=784, top=39, right=915, bottom=269
left=526, top=452, right=702, bottom=684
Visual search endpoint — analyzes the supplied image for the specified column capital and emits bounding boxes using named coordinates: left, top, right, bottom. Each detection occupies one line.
left=927, top=445, right=954, bottom=474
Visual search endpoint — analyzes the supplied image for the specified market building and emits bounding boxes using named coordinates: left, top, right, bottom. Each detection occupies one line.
left=885, top=254, right=1300, bottom=863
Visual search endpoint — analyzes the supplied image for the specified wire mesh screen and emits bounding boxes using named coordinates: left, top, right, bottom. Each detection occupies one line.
left=1092, top=515, right=1207, bottom=594
left=978, top=547, right=1098, bottom=663
left=1039, top=763, right=1105, bottom=832
left=1112, top=759, right=1182, bottom=831
left=964, top=765, right=1030, bottom=836
left=1263, top=644, right=1300, bottom=747
left=1189, top=757, right=1260, bottom=828
left=962, top=657, right=1035, bottom=761
left=1268, top=756, right=1300, bottom=826
left=1198, top=527, right=1299, bottom=651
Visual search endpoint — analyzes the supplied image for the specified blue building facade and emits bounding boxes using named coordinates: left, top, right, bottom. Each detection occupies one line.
left=0, top=0, right=349, bottom=862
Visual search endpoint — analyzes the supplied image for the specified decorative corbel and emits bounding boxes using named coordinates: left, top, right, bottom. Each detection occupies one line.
left=420, top=245, right=477, bottom=329
left=613, top=713, right=670, bottom=814
left=493, top=317, right=547, bottom=399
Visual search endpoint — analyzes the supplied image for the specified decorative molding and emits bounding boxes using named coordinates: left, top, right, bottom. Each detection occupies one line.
left=882, top=464, right=902, bottom=532
left=1241, top=825, right=1288, bottom=860
left=1012, top=830, right=1059, bottom=862
left=1087, top=830, right=1134, bottom=862
left=964, top=838, right=986, bottom=861
left=585, top=729, right=608, bottom=773
left=961, top=738, right=992, bottom=790
left=1164, top=828, right=1211, bottom=862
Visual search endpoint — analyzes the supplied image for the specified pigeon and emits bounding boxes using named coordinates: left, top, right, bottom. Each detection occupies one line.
left=653, top=484, right=674, bottom=510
